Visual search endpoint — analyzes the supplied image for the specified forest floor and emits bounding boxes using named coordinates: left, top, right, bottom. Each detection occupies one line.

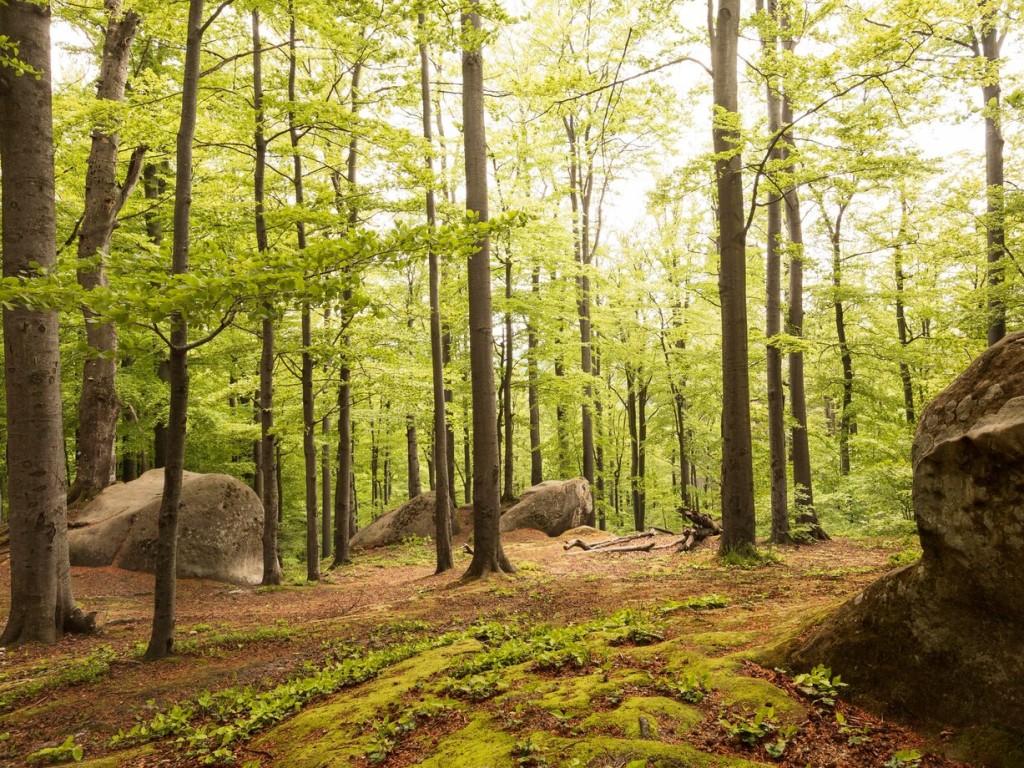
left=0, top=520, right=999, bottom=768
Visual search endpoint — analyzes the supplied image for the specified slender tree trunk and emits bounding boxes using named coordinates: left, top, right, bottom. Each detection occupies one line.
left=405, top=276, right=421, bottom=499
left=462, top=10, right=513, bottom=578
left=253, top=9, right=281, bottom=586
left=0, top=0, right=83, bottom=645
left=287, top=5, right=319, bottom=581
left=780, top=20, right=826, bottom=540
left=760, top=0, right=791, bottom=544
left=144, top=0, right=203, bottom=661
left=827, top=203, right=856, bottom=477
left=979, top=21, right=1006, bottom=346
left=501, top=254, right=515, bottom=502
left=894, top=204, right=915, bottom=424
left=70, top=1, right=142, bottom=504
left=527, top=266, right=543, bottom=486
left=321, top=415, right=331, bottom=557
left=420, top=13, right=454, bottom=572
left=626, top=366, right=642, bottom=531
left=443, top=326, right=458, bottom=503
left=711, top=0, right=756, bottom=553
left=144, top=164, right=170, bottom=470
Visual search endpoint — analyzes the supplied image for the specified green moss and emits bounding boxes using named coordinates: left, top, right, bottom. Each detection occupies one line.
left=582, top=695, right=703, bottom=738
left=685, top=630, right=759, bottom=655
left=255, top=643, right=466, bottom=765
left=75, top=745, right=153, bottom=767
left=415, top=716, right=518, bottom=768
left=559, top=734, right=770, bottom=767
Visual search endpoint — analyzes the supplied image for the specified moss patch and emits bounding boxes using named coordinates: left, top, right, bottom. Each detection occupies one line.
left=415, top=716, right=518, bottom=768
left=582, top=695, right=703, bottom=738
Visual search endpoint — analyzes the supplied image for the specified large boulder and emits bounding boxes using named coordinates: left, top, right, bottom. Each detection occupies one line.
left=351, top=492, right=456, bottom=549
left=69, top=469, right=264, bottom=585
left=500, top=478, right=592, bottom=536
left=789, top=332, right=1024, bottom=733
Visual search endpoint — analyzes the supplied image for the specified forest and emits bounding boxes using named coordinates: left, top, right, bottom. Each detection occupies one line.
left=0, top=0, right=1022, bottom=765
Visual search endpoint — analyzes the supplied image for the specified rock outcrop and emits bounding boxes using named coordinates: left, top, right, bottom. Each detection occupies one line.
left=500, top=478, right=593, bottom=537
left=69, top=469, right=264, bottom=585
left=789, top=332, right=1024, bottom=732
left=351, top=492, right=457, bottom=549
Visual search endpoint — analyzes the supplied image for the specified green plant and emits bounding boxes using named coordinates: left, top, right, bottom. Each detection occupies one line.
left=792, top=665, right=847, bottom=706
left=654, top=673, right=708, bottom=703
left=27, top=735, right=83, bottom=764
left=835, top=711, right=871, bottom=746
left=440, top=671, right=506, bottom=701
left=608, top=610, right=665, bottom=646
left=365, top=713, right=418, bottom=765
left=512, top=736, right=549, bottom=767
left=720, top=704, right=779, bottom=746
left=884, top=749, right=922, bottom=768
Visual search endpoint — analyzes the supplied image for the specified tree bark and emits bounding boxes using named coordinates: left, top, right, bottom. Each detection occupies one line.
left=711, top=0, right=756, bottom=554
left=461, top=10, right=513, bottom=578
left=527, top=265, right=543, bottom=486
left=144, top=0, right=204, bottom=661
left=69, top=0, right=142, bottom=505
left=0, top=0, right=82, bottom=645
left=827, top=201, right=856, bottom=478
left=501, top=253, right=515, bottom=502
left=979, top=20, right=1006, bottom=346
left=253, top=9, right=281, bottom=586
left=288, top=1, right=319, bottom=581
left=895, top=200, right=915, bottom=424
left=780, top=18, right=825, bottom=540
left=760, top=0, right=791, bottom=545
left=419, top=13, right=454, bottom=572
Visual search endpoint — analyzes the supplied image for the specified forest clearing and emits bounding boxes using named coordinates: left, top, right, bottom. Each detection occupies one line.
left=0, top=528, right=1005, bottom=768
left=1, top=0, right=1023, bottom=765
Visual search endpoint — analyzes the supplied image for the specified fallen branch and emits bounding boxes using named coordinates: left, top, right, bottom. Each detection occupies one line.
left=564, top=530, right=656, bottom=551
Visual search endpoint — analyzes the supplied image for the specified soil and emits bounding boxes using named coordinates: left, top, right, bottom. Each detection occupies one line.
left=0, top=522, right=973, bottom=767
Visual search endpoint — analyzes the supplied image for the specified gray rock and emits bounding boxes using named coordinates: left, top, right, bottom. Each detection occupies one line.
left=351, top=492, right=455, bottom=549
left=69, top=469, right=264, bottom=585
left=500, top=478, right=593, bottom=536
left=789, top=332, right=1024, bottom=733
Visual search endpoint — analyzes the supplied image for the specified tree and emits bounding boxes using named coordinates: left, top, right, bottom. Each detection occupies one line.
left=145, top=0, right=206, bottom=661
left=69, top=0, right=142, bottom=504
left=462, top=8, right=513, bottom=578
left=419, top=10, right=454, bottom=573
left=710, top=0, right=756, bottom=553
left=0, top=0, right=86, bottom=645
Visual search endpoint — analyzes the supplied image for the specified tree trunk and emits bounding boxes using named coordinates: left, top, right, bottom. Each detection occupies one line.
left=288, top=4, right=319, bottom=582
left=501, top=254, right=515, bottom=502
left=443, top=325, right=458, bottom=503
left=419, top=13, right=454, bottom=572
left=527, top=265, right=543, bottom=486
left=780, top=20, right=825, bottom=540
left=253, top=9, right=281, bottom=587
left=144, top=0, right=204, bottom=661
left=980, top=22, right=1006, bottom=346
left=828, top=203, right=856, bottom=477
left=761, top=0, right=791, bottom=545
left=69, top=0, right=142, bottom=505
left=895, top=200, right=915, bottom=424
left=407, top=413, right=421, bottom=499
left=0, top=0, right=82, bottom=645
left=711, top=0, right=756, bottom=553
left=461, top=10, right=513, bottom=578
left=321, top=415, right=331, bottom=557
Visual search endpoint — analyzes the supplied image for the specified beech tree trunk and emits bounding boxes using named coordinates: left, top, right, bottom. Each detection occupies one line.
left=0, top=0, right=81, bottom=645
left=895, top=200, right=915, bottom=424
left=761, top=0, right=791, bottom=545
left=780, top=18, right=826, bottom=540
left=253, top=9, right=281, bottom=586
left=69, top=0, right=141, bottom=505
left=711, top=0, right=756, bottom=553
left=827, top=202, right=856, bottom=478
left=144, top=0, right=204, bottom=661
left=501, top=254, right=515, bottom=502
left=288, top=4, right=319, bottom=582
left=979, top=21, right=1006, bottom=346
left=527, top=265, right=544, bottom=486
left=419, top=13, right=454, bottom=573
left=462, top=10, right=513, bottom=578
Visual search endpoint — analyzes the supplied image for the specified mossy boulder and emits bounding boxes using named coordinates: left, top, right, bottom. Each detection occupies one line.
left=68, top=469, right=263, bottom=585
left=789, top=332, right=1024, bottom=734
left=500, top=478, right=593, bottom=536
left=351, top=492, right=458, bottom=549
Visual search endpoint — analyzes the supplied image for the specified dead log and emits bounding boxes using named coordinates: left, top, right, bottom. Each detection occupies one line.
left=682, top=509, right=721, bottom=534
left=564, top=530, right=656, bottom=551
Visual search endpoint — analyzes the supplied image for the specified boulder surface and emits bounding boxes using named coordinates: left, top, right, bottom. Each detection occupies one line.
left=351, top=492, right=457, bottom=549
left=500, top=478, right=593, bottom=536
left=789, top=332, right=1024, bottom=733
left=69, top=469, right=264, bottom=585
